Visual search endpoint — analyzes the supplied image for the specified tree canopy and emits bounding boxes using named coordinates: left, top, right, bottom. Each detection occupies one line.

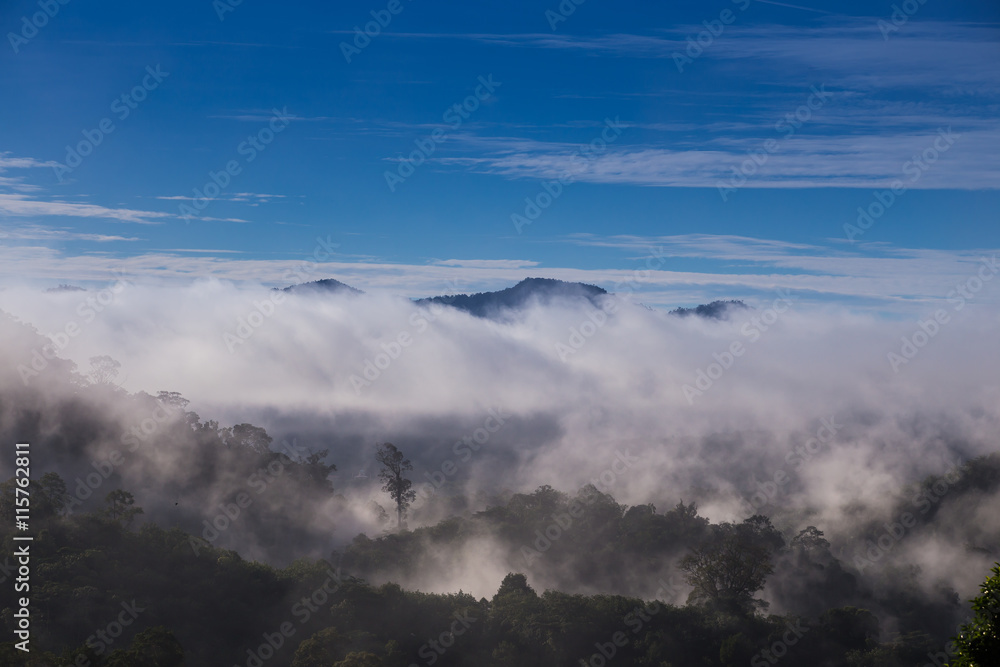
left=679, top=514, right=785, bottom=615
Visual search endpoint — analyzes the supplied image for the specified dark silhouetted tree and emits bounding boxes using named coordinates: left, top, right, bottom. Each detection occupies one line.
left=103, top=489, right=144, bottom=525
left=224, top=423, right=273, bottom=455
left=791, top=525, right=830, bottom=553
left=37, top=472, right=69, bottom=518
left=679, top=514, right=784, bottom=615
left=949, top=563, right=1000, bottom=666
left=302, top=449, right=337, bottom=490
left=376, top=442, right=415, bottom=529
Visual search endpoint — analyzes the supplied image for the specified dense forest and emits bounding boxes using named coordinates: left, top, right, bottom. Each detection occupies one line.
left=0, top=472, right=997, bottom=666
left=0, top=313, right=998, bottom=666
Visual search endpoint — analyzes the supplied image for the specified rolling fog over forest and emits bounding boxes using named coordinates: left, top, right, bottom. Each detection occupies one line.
left=0, top=279, right=998, bottom=633
left=2, top=0, right=999, bottom=664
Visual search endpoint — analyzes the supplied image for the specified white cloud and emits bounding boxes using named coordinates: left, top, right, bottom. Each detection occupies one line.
left=0, top=194, right=171, bottom=224
left=0, top=224, right=140, bottom=242
left=0, top=153, right=60, bottom=171
left=437, top=128, right=999, bottom=190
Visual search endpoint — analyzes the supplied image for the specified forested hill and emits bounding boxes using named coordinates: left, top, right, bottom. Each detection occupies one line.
left=1, top=478, right=999, bottom=666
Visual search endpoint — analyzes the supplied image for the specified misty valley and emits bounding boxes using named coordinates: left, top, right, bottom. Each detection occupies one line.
left=0, top=279, right=998, bottom=666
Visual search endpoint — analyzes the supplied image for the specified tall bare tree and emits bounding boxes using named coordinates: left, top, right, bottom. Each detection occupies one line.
left=376, top=443, right=415, bottom=530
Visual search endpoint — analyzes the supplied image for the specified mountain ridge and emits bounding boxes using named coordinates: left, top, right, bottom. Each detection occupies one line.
left=414, top=277, right=609, bottom=319
left=277, top=276, right=748, bottom=320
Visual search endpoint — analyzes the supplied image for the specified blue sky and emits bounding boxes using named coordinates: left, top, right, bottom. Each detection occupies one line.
left=0, top=0, right=998, bottom=310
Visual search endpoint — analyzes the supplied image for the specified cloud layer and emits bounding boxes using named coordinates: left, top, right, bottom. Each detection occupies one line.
left=0, top=283, right=996, bottom=587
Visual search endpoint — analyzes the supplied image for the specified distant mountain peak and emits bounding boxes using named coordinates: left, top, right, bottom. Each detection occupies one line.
left=416, top=277, right=608, bottom=319
left=670, top=300, right=748, bottom=320
left=278, top=278, right=364, bottom=295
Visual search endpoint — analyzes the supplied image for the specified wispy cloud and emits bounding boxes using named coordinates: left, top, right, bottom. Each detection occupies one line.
left=0, top=153, right=60, bottom=194
left=155, top=192, right=285, bottom=207
left=0, top=176, right=42, bottom=193
left=436, top=128, right=998, bottom=190
left=0, top=153, right=177, bottom=224
left=432, top=259, right=540, bottom=269
left=209, top=112, right=335, bottom=122
left=159, top=248, right=245, bottom=254
left=568, top=233, right=1000, bottom=305
left=0, top=224, right=140, bottom=243
left=375, top=24, right=999, bottom=93
left=0, top=194, right=172, bottom=224
left=0, top=154, right=60, bottom=171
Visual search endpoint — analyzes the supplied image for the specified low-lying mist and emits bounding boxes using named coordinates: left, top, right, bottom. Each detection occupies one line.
left=0, top=279, right=997, bottom=609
